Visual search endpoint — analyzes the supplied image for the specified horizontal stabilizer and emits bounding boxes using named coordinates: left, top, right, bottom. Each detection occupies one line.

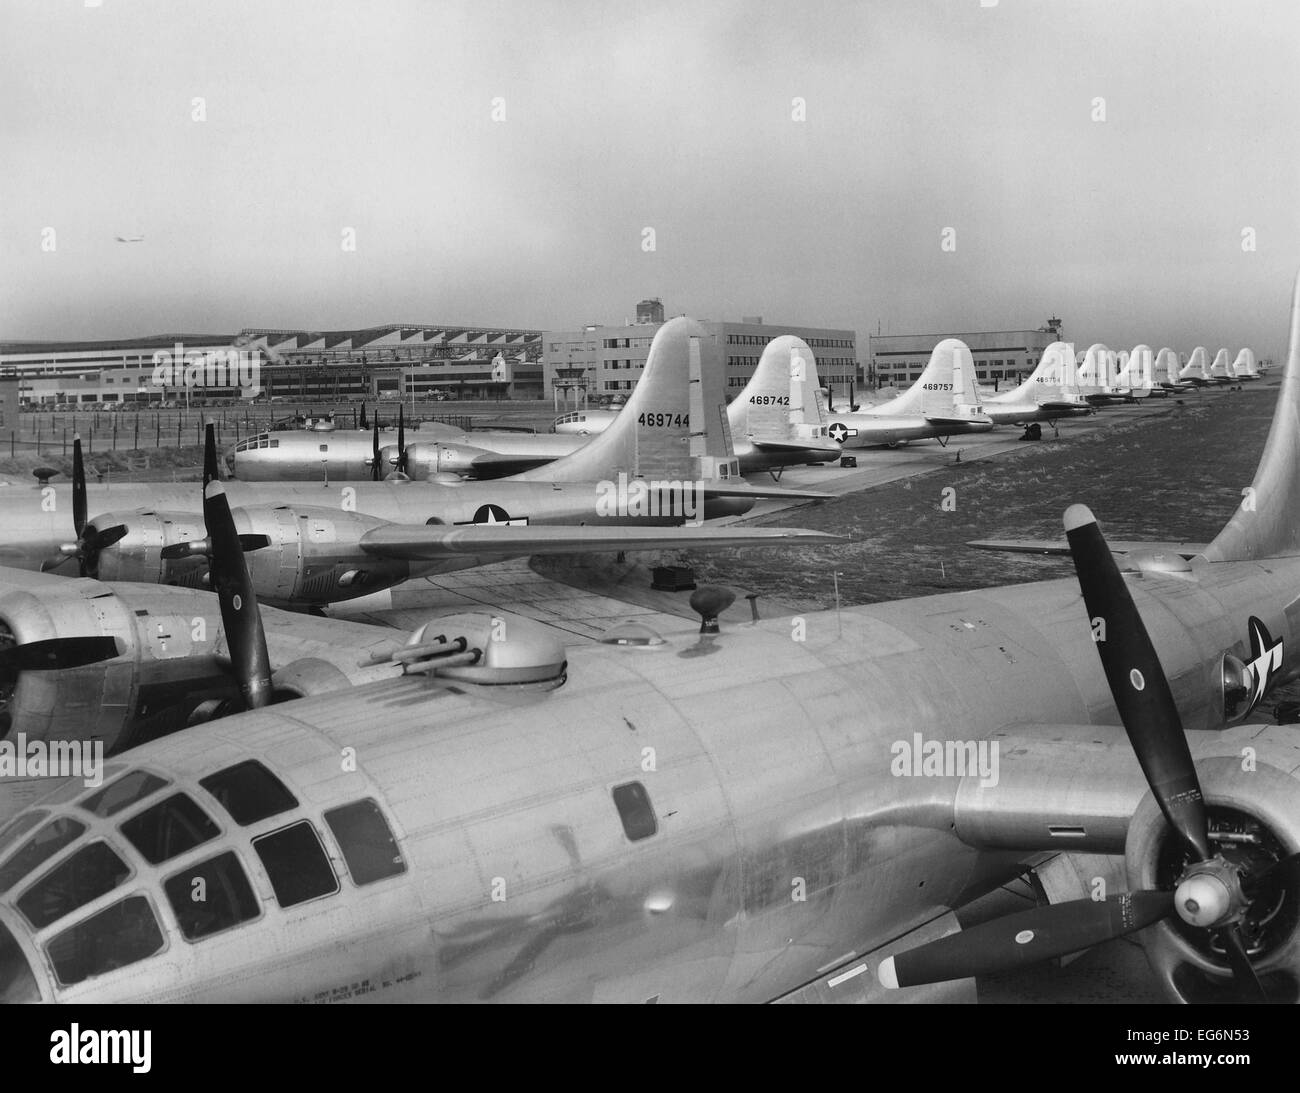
left=359, top=524, right=842, bottom=561
left=967, top=538, right=1206, bottom=558
left=701, top=483, right=833, bottom=501
left=751, top=439, right=842, bottom=457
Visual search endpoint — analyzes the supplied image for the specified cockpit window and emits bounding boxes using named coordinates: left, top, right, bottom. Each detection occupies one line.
left=324, top=799, right=406, bottom=885
left=253, top=821, right=339, bottom=908
left=120, top=793, right=220, bottom=865
left=45, top=896, right=164, bottom=987
left=0, top=810, right=48, bottom=860
left=17, top=841, right=130, bottom=930
left=0, top=919, right=39, bottom=1003
left=0, top=817, right=85, bottom=895
left=200, top=760, right=298, bottom=826
left=81, top=770, right=170, bottom=818
left=164, top=851, right=260, bottom=941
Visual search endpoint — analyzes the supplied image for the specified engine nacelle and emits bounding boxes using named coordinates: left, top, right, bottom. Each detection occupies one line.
left=1125, top=748, right=1300, bottom=1003
left=91, top=506, right=415, bottom=607
left=0, top=579, right=232, bottom=753
left=404, top=441, right=492, bottom=479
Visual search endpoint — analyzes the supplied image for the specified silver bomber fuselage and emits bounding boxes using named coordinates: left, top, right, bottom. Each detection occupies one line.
left=12, top=555, right=1299, bottom=1003
left=0, top=479, right=746, bottom=572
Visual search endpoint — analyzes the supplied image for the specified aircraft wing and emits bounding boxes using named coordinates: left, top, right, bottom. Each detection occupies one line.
left=358, top=523, right=841, bottom=561
left=967, top=538, right=1206, bottom=558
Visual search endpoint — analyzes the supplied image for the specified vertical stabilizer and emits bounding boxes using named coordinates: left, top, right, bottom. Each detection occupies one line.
left=879, top=339, right=985, bottom=418
left=1233, top=348, right=1260, bottom=379
left=1202, top=270, right=1300, bottom=561
left=1209, top=348, right=1234, bottom=381
left=727, top=335, right=825, bottom=442
left=1180, top=346, right=1210, bottom=381
left=517, top=317, right=727, bottom=483
left=1155, top=348, right=1181, bottom=385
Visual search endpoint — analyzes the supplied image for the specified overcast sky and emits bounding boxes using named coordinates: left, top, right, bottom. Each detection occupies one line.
left=2, top=0, right=1298, bottom=360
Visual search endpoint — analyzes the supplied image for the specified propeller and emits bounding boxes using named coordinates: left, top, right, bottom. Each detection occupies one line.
left=39, top=436, right=126, bottom=576
left=201, top=424, right=273, bottom=710
left=160, top=429, right=271, bottom=562
left=372, top=422, right=381, bottom=482
left=878, top=504, right=1281, bottom=1002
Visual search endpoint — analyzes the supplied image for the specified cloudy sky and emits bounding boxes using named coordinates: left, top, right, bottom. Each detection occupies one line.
left=2, top=0, right=1298, bottom=360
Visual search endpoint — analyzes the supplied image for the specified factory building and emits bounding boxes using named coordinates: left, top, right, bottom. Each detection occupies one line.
left=1, top=322, right=546, bottom=405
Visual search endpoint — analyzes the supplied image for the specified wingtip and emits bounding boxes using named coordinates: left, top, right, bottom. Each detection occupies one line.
left=1063, top=504, right=1095, bottom=533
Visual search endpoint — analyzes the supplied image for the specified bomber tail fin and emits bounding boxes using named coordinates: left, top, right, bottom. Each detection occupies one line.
left=1155, top=348, right=1181, bottom=385
left=517, top=317, right=737, bottom=486
left=1115, top=345, right=1154, bottom=398
left=1180, top=346, right=1210, bottom=381
left=1202, top=270, right=1300, bottom=561
left=1233, top=348, right=1260, bottom=379
left=728, top=335, right=832, bottom=448
left=884, top=338, right=987, bottom=419
left=1209, top=348, right=1235, bottom=381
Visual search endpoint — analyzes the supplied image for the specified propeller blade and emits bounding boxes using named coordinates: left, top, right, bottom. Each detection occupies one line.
left=203, top=421, right=221, bottom=489
left=203, top=425, right=272, bottom=711
left=1064, top=504, right=1211, bottom=862
left=0, top=635, right=121, bottom=672
left=397, top=404, right=406, bottom=473
left=83, top=524, right=127, bottom=553
left=878, top=892, right=1174, bottom=989
left=360, top=403, right=369, bottom=431
left=1218, top=924, right=1267, bottom=1002
left=372, top=422, right=381, bottom=482
left=71, top=435, right=87, bottom=538
left=39, top=551, right=77, bottom=574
